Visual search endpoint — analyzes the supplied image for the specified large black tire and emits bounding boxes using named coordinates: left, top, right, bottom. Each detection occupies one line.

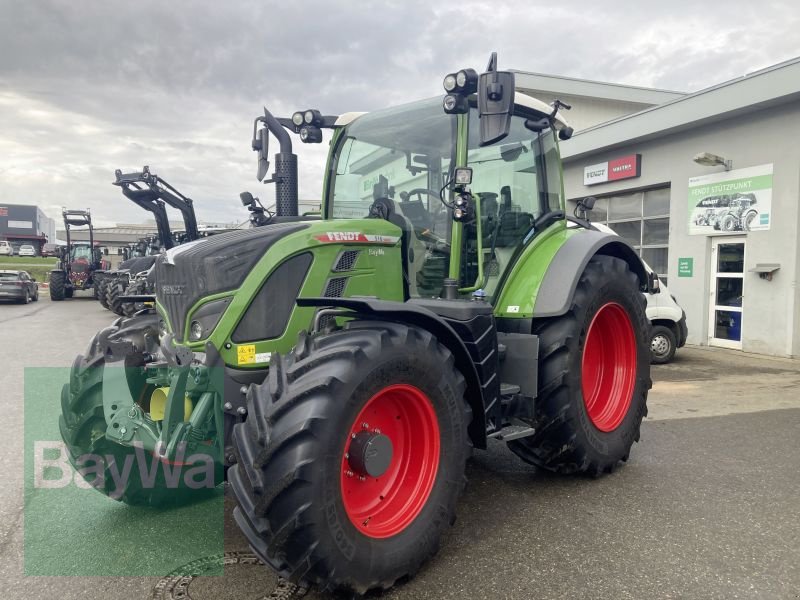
left=97, top=276, right=111, bottom=309
left=650, top=324, right=677, bottom=364
left=744, top=210, right=757, bottom=231
left=721, top=214, right=737, bottom=231
left=58, top=313, right=222, bottom=505
left=106, top=277, right=126, bottom=316
left=507, top=255, right=651, bottom=477
left=49, top=270, right=66, bottom=301
left=121, top=278, right=148, bottom=317
left=230, top=321, right=471, bottom=595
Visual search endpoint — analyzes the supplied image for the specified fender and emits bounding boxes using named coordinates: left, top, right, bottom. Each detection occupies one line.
left=297, top=297, right=492, bottom=449
left=534, top=229, right=648, bottom=317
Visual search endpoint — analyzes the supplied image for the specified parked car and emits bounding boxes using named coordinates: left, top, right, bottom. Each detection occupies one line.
left=18, top=244, right=37, bottom=257
left=0, top=241, right=11, bottom=256
left=41, top=243, right=60, bottom=257
left=0, top=270, right=39, bottom=303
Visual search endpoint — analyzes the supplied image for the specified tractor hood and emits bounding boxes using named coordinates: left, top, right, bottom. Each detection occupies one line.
left=155, top=222, right=310, bottom=341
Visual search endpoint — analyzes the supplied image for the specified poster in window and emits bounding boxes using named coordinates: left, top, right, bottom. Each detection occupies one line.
left=688, top=164, right=772, bottom=235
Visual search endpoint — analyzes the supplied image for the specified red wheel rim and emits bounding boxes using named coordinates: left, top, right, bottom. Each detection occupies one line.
left=341, top=384, right=440, bottom=538
left=581, top=302, right=637, bottom=432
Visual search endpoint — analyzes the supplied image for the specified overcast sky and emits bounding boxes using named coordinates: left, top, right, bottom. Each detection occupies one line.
left=1, top=0, right=798, bottom=228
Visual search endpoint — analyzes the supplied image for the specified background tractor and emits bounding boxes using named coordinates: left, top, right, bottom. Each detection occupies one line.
left=718, top=193, right=758, bottom=231
left=101, top=166, right=200, bottom=316
left=59, top=54, right=653, bottom=595
left=49, top=209, right=109, bottom=300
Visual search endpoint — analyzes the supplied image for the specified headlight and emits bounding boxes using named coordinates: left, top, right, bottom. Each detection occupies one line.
left=185, top=297, right=233, bottom=342
left=292, top=112, right=304, bottom=126
left=443, top=73, right=457, bottom=92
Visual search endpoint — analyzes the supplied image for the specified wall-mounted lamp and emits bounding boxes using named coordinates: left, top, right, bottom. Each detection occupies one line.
left=693, top=152, right=732, bottom=171
left=749, top=263, right=780, bottom=281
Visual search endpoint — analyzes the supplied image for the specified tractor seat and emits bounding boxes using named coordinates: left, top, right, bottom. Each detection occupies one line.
left=495, top=210, right=534, bottom=247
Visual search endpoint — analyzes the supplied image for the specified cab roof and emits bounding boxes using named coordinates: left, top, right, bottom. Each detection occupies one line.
left=334, top=91, right=571, bottom=130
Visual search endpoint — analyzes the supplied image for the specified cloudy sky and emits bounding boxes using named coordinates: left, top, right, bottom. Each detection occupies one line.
left=1, top=0, right=798, bottom=228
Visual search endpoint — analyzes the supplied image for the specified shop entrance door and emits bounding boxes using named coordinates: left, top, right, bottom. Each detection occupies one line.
left=709, top=237, right=745, bottom=349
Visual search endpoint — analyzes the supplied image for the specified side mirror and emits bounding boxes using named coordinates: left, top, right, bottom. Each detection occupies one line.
left=240, top=191, right=255, bottom=207
left=648, top=271, right=661, bottom=294
left=478, top=53, right=515, bottom=146
left=252, top=118, right=270, bottom=182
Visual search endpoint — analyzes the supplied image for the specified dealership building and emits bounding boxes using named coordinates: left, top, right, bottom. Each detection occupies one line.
left=517, top=56, right=800, bottom=357
left=0, top=204, right=56, bottom=252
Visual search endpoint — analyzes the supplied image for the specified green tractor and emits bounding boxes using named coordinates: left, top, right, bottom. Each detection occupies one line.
left=59, top=55, right=653, bottom=594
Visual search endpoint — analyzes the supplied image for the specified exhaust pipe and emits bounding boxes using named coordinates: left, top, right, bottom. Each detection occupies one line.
left=255, top=109, right=299, bottom=218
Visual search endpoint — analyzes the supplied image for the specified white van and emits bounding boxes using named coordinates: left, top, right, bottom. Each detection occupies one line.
left=0, top=241, right=12, bottom=256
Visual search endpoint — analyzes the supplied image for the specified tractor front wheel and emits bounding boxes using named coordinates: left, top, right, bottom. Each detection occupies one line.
left=230, top=321, right=471, bottom=595
left=722, top=214, right=737, bottom=231
left=507, top=255, right=651, bottom=476
left=49, top=271, right=66, bottom=301
left=58, top=312, right=222, bottom=505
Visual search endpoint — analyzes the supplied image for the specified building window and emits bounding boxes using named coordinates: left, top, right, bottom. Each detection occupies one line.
left=578, top=186, right=671, bottom=284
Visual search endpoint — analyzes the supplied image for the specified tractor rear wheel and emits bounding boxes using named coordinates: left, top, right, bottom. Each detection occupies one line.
left=230, top=321, right=471, bottom=595
left=106, top=277, right=126, bottom=316
left=58, top=312, right=222, bottom=505
left=49, top=271, right=66, bottom=301
left=507, top=255, right=651, bottom=476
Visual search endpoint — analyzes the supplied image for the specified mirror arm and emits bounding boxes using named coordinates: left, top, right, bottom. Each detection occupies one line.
left=263, top=109, right=293, bottom=155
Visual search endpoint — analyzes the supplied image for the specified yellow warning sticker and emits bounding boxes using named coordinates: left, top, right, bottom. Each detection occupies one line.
left=237, top=344, right=256, bottom=365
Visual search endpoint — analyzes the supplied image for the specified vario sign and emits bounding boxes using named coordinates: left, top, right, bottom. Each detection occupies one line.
left=583, top=154, right=642, bottom=186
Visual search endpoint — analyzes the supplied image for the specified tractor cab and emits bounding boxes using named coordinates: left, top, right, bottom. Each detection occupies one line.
left=327, top=93, right=570, bottom=298
left=68, top=243, right=93, bottom=265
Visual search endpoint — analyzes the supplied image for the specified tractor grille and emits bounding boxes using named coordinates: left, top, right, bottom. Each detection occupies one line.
left=324, top=277, right=348, bottom=298
left=333, top=250, right=360, bottom=272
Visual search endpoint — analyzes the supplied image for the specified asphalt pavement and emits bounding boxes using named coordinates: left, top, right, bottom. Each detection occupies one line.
left=1, top=295, right=798, bottom=599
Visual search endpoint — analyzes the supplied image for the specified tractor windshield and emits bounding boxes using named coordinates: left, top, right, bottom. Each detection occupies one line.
left=70, top=245, right=92, bottom=262
left=330, top=98, right=455, bottom=239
